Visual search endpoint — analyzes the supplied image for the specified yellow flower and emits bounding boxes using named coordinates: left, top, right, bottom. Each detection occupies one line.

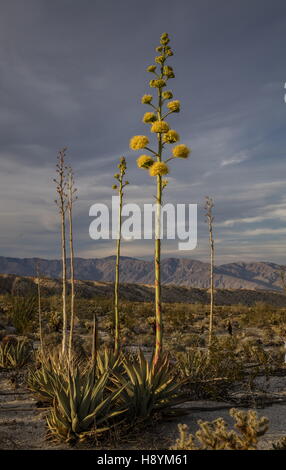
left=167, top=100, right=180, bottom=112
left=147, top=65, right=156, bottom=72
left=137, top=155, right=155, bottom=169
left=112, top=184, right=117, bottom=190
left=150, top=79, right=166, bottom=88
left=162, top=90, right=173, bottom=100
left=156, top=46, right=163, bottom=52
left=163, top=66, right=175, bottom=79
left=172, top=144, right=190, bottom=159
left=155, top=55, right=165, bottom=64
left=142, top=112, right=157, bottom=123
left=160, top=32, right=170, bottom=45
left=141, top=94, right=153, bottom=104
left=151, top=120, right=170, bottom=134
left=130, top=135, right=149, bottom=150
left=162, top=179, right=169, bottom=189
left=166, top=49, right=173, bottom=57
left=163, top=130, right=180, bottom=144
left=149, top=162, right=169, bottom=176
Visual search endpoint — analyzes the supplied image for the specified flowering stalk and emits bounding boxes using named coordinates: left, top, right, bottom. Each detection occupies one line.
left=54, top=148, right=68, bottom=355
left=205, top=196, right=215, bottom=356
left=67, top=167, right=77, bottom=363
left=91, top=313, right=98, bottom=365
left=130, top=33, right=191, bottom=367
left=35, top=261, right=44, bottom=357
left=112, top=157, right=129, bottom=356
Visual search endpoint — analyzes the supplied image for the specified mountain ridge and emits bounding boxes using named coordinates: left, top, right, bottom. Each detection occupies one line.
left=0, top=255, right=285, bottom=291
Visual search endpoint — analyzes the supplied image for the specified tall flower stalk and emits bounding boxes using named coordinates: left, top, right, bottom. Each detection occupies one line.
left=35, top=261, right=44, bottom=357
left=130, top=33, right=191, bottom=367
left=54, top=148, right=68, bottom=355
left=112, top=157, right=129, bottom=356
left=67, top=167, right=77, bottom=362
left=205, top=196, right=215, bottom=355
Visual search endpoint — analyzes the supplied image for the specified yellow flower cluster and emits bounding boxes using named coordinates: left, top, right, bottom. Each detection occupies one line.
left=150, top=79, right=166, bottom=88
left=149, top=162, right=169, bottom=176
left=151, top=121, right=170, bottom=134
left=172, top=144, right=190, bottom=159
left=155, top=55, right=165, bottom=64
left=163, top=130, right=180, bottom=144
left=137, top=155, right=155, bottom=169
left=141, top=94, right=153, bottom=104
left=163, top=66, right=175, bottom=79
left=167, top=100, right=180, bottom=112
left=142, top=112, right=157, bottom=123
left=162, top=90, right=173, bottom=100
left=160, top=32, right=170, bottom=46
left=130, top=135, right=149, bottom=150
left=147, top=65, right=156, bottom=73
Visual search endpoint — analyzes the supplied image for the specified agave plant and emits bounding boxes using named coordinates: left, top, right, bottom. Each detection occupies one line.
left=0, top=339, right=32, bottom=369
left=27, top=351, right=83, bottom=402
left=27, top=361, right=68, bottom=403
left=95, top=347, right=124, bottom=377
left=47, top=367, right=125, bottom=442
left=111, top=350, right=186, bottom=420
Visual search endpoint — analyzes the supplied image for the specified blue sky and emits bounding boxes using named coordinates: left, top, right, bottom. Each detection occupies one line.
left=0, top=0, right=285, bottom=264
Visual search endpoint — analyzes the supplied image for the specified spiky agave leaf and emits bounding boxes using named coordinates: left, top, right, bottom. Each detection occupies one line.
left=47, top=365, right=126, bottom=442
left=111, top=350, right=186, bottom=420
left=95, top=347, right=124, bottom=377
left=0, top=339, right=32, bottom=369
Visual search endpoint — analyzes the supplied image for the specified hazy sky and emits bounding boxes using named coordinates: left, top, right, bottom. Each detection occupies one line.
left=0, top=0, right=285, bottom=264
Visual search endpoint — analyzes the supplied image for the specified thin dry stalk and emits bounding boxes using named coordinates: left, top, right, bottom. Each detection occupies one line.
left=205, top=196, right=215, bottom=355
left=112, top=157, right=128, bottom=356
left=67, top=167, right=77, bottom=363
left=35, top=260, right=44, bottom=357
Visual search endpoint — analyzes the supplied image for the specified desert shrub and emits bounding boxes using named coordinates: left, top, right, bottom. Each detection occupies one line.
left=0, top=338, right=32, bottom=369
left=9, top=295, right=37, bottom=334
left=47, top=311, right=62, bottom=332
left=240, top=341, right=280, bottom=371
left=170, top=408, right=268, bottom=450
left=176, top=338, right=243, bottom=398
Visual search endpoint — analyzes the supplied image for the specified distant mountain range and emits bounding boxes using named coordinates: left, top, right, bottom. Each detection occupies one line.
left=1, top=273, right=286, bottom=307
left=0, top=256, right=285, bottom=291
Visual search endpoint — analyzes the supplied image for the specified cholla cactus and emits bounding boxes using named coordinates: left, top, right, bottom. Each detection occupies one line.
left=130, top=33, right=191, bottom=367
left=170, top=408, right=269, bottom=450
left=112, top=157, right=129, bottom=356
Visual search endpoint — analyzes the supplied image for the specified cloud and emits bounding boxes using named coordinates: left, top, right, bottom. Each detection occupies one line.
left=0, top=0, right=285, bottom=264
left=220, top=152, right=249, bottom=167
